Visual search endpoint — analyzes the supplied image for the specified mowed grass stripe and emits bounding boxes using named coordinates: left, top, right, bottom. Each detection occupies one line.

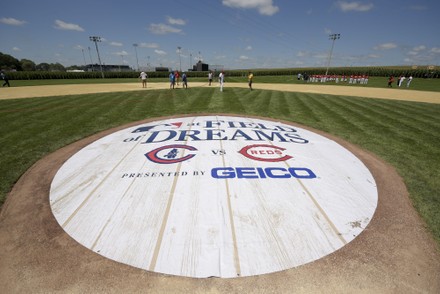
left=0, top=88, right=439, bottom=244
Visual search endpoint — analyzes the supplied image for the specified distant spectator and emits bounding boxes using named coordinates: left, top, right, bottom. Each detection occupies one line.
left=398, top=76, right=405, bottom=87
left=387, top=75, right=394, bottom=87
left=208, top=71, right=213, bottom=86
left=139, top=71, right=148, bottom=88
left=219, top=71, right=225, bottom=92
left=175, top=71, right=180, bottom=86
left=248, top=71, right=253, bottom=90
left=182, top=72, right=188, bottom=89
left=406, top=76, right=413, bottom=88
left=1, top=71, right=10, bottom=87
left=169, top=72, right=175, bottom=89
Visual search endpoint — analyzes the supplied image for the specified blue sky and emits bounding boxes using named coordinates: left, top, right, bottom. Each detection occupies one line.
left=1, top=0, right=439, bottom=70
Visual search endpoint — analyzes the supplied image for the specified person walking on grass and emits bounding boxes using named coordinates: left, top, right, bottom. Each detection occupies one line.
left=1, top=71, right=10, bottom=87
left=208, top=71, right=213, bottom=86
left=182, top=72, right=188, bottom=89
left=406, top=75, right=413, bottom=88
left=219, top=71, right=225, bottom=92
left=387, top=75, right=394, bottom=87
left=248, top=71, right=253, bottom=90
left=169, top=72, right=175, bottom=89
left=139, top=71, right=148, bottom=88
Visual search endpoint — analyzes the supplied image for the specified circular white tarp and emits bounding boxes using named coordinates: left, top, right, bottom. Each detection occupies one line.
left=50, top=115, right=377, bottom=278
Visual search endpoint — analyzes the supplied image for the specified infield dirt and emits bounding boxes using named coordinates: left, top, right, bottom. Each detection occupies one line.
left=0, top=84, right=439, bottom=293
left=0, top=82, right=439, bottom=104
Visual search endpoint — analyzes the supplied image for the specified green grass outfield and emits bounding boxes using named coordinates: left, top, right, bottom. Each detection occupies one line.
left=0, top=81, right=439, bottom=245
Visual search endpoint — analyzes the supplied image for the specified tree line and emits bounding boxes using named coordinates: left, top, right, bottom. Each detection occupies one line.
left=0, top=52, right=79, bottom=72
left=1, top=51, right=438, bottom=78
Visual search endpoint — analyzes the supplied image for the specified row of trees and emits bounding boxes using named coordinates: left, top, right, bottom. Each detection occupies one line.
left=0, top=52, right=70, bottom=72
left=2, top=51, right=438, bottom=78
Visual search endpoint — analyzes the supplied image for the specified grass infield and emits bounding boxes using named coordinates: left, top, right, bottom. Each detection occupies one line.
left=0, top=83, right=439, bottom=245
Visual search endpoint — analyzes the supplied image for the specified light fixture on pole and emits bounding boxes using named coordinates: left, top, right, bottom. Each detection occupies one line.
left=133, top=43, right=139, bottom=71
left=325, top=33, right=340, bottom=76
left=177, top=46, right=182, bottom=72
left=89, top=36, right=104, bottom=78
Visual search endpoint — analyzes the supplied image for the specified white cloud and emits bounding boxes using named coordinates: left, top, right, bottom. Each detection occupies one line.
left=431, top=48, right=440, bottom=54
left=222, top=0, right=279, bottom=16
left=149, top=23, right=182, bottom=34
left=367, top=54, right=380, bottom=58
left=296, top=51, right=309, bottom=57
left=0, top=17, right=27, bottom=26
left=139, top=42, right=159, bottom=49
left=74, top=45, right=84, bottom=50
left=373, top=42, right=397, bottom=50
left=114, top=50, right=128, bottom=56
left=314, top=53, right=329, bottom=59
left=412, top=45, right=426, bottom=51
left=239, top=55, right=250, bottom=60
left=245, top=45, right=253, bottom=51
left=336, top=1, right=374, bottom=12
left=324, top=28, right=332, bottom=34
left=110, top=41, right=123, bottom=47
left=154, top=49, right=167, bottom=55
left=12, top=47, right=21, bottom=51
left=54, top=19, right=84, bottom=32
left=167, top=16, right=186, bottom=25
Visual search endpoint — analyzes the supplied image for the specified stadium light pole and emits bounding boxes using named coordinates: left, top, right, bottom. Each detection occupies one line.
left=177, top=46, right=182, bottom=72
left=325, top=33, right=340, bottom=76
left=189, top=52, right=192, bottom=71
left=81, top=49, right=87, bottom=68
left=89, top=36, right=105, bottom=78
left=133, top=43, right=139, bottom=71
left=87, top=46, right=94, bottom=72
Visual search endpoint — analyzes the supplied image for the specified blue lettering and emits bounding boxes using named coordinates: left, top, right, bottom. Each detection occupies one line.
left=229, top=130, right=254, bottom=141
left=288, top=167, right=316, bottom=179
left=264, top=167, right=290, bottom=178
left=211, top=167, right=317, bottom=179
left=206, top=129, right=227, bottom=140
left=142, top=130, right=177, bottom=143
left=211, top=167, right=235, bottom=179
left=236, top=167, right=258, bottom=179
left=177, top=130, right=201, bottom=141
left=253, top=130, right=288, bottom=142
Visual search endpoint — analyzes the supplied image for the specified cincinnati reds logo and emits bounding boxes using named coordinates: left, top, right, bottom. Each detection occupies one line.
left=238, top=144, right=293, bottom=162
left=145, top=144, right=197, bottom=164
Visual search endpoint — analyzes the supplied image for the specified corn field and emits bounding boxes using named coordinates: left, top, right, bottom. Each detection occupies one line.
left=6, top=65, right=439, bottom=80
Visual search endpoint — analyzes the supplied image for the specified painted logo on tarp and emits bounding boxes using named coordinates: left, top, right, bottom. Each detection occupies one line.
left=239, top=144, right=293, bottom=162
left=145, top=144, right=197, bottom=164
left=132, top=122, right=183, bottom=133
left=50, top=115, right=378, bottom=279
left=211, top=167, right=316, bottom=179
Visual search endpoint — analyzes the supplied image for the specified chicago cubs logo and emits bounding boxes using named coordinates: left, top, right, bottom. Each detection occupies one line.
left=145, top=144, right=197, bottom=164
left=238, top=144, right=293, bottom=162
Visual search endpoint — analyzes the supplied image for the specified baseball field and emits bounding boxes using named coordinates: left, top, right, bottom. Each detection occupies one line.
left=0, top=79, right=439, bottom=292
